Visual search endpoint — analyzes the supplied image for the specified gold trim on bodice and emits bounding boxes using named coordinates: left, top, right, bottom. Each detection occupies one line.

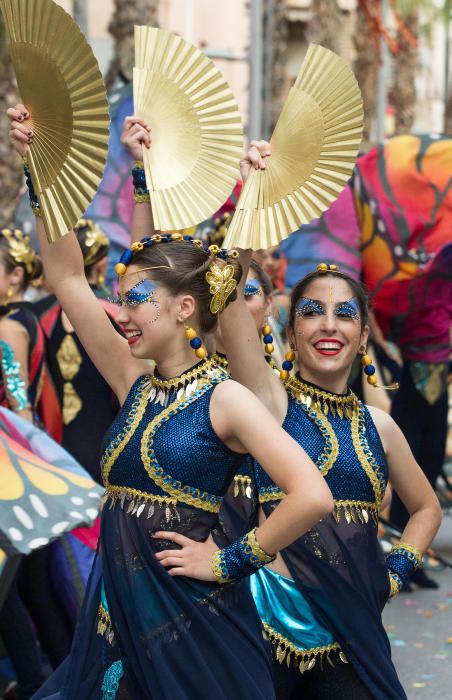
left=101, top=360, right=229, bottom=514
left=257, top=376, right=385, bottom=522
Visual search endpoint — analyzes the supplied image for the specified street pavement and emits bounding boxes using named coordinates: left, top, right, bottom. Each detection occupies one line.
left=383, top=509, right=452, bottom=700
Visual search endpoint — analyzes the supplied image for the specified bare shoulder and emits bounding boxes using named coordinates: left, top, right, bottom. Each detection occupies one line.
left=211, top=378, right=256, bottom=408
left=0, top=317, right=29, bottom=341
left=365, top=404, right=398, bottom=447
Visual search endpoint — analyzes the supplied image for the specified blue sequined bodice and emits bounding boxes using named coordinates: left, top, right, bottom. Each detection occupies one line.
left=101, top=362, right=247, bottom=514
left=256, top=376, right=387, bottom=521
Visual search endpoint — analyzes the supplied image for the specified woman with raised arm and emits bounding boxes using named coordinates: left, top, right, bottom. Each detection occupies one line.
left=215, top=142, right=442, bottom=699
left=9, top=106, right=333, bottom=700
left=35, top=218, right=121, bottom=484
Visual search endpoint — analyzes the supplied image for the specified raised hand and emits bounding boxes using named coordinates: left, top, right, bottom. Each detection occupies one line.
left=7, top=103, right=32, bottom=158
left=240, top=139, right=271, bottom=182
left=153, top=530, right=218, bottom=581
left=121, top=116, right=152, bottom=161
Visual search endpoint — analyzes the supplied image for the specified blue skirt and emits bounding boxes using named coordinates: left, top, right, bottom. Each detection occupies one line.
left=33, top=503, right=275, bottom=700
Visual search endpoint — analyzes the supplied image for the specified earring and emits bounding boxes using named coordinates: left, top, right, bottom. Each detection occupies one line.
left=98, top=274, right=105, bottom=286
left=184, top=324, right=207, bottom=360
left=360, top=347, right=399, bottom=390
left=6, top=287, right=14, bottom=302
left=360, top=348, right=377, bottom=386
left=261, top=323, right=274, bottom=358
left=280, top=348, right=296, bottom=381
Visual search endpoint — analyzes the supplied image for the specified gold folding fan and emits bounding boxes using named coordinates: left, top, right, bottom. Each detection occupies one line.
left=134, top=26, right=244, bottom=231
left=0, top=0, right=109, bottom=242
left=223, top=44, right=364, bottom=250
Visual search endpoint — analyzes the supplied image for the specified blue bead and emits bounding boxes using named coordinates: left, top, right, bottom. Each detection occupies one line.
left=263, top=334, right=273, bottom=343
left=190, top=337, right=202, bottom=349
left=183, top=235, right=193, bottom=241
left=121, top=249, right=133, bottom=264
left=364, top=365, right=376, bottom=376
left=282, top=360, right=293, bottom=371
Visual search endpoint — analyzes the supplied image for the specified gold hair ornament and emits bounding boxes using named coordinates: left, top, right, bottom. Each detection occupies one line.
left=1, top=228, right=36, bottom=275
left=206, top=262, right=237, bottom=314
left=317, top=262, right=339, bottom=273
left=75, top=219, right=109, bottom=267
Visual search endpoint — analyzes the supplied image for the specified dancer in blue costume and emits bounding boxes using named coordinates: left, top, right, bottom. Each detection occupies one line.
left=211, top=141, right=441, bottom=699
left=8, top=105, right=334, bottom=700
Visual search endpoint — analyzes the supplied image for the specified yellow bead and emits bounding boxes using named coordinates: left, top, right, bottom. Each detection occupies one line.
left=330, top=264, right=338, bottom=271
left=317, top=262, right=328, bottom=272
left=285, top=350, right=295, bottom=362
left=131, top=242, right=144, bottom=251
left=208, top=244, right=220, bottom=255
left=280, top=370, right=289, bottom=381
left=152, top=234, right=162, bottom=243
left=195, top=347, right=207, bottom=359
left=361, top=354, right=372, bottom=366
left=262, top=325, right=272, bottom=336
left=265, top=343, right=274, bottom=354
left=172, top=232, right=183, bottom=241
left=115, top=262, right=126, bottom=276
left=367, top=375, right=378, bottom=386
left=184, top=327, right=197, bottom=341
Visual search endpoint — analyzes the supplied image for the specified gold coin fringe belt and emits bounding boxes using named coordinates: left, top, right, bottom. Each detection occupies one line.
left=97, top=603, right=115, bottom=646
left=233, top=475, right=253, bottom=498
left=263, top=623, right=347, bottom=674
left=332, top=500, right=379, bottom=526
left=103, top=485, right=180, bottom=523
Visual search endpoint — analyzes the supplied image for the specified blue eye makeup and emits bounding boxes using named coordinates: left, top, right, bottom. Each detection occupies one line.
left=295, top=297, right=325, bottom=317
left=335, top=298, right=361, bottom=321
left=110, top=279, right=158, bottom=307
left=244, top=278, right=262, bottom=297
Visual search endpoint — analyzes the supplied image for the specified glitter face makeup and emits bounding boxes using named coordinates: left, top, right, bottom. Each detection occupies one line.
left=244, top=278, right=263, bottom=297
left=111, top=279, right=158, bottom=307
left=295, top=297, right=325, bottom=317
left=335, top=297, right=361, bottom=321
left=295, top=296, right=360, bottom=322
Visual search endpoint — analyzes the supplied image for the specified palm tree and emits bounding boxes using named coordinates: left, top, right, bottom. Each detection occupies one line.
left=0, top=15, right=21, bottom=226
left=106, top=0, right=160, bottom=89
left=391, top=3, right=419, bottom=134
left=307, top=0, right=341, bottom=53
left=263, top=0, right=290, bottom=132
left=353, top=4, right=379, bottom=147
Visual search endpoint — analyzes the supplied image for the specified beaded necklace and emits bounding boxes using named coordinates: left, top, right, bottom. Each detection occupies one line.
left=145, top=357, right=226, bottom=406
left=284, top=374, right=359, bottom=420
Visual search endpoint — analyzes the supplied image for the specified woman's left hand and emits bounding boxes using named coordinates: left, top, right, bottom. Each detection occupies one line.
left=153, top=531, right=218, bottom=581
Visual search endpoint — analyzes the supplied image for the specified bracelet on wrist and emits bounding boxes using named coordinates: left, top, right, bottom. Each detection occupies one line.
left=132, top=161, right=150, bottom=203
left=388, top=571, right=403, bottom=599
left=23, top=165, right=42, bottom=217
left=386, top=542, right=423, bottom=588
left=211, top=527, right=276, bottom=584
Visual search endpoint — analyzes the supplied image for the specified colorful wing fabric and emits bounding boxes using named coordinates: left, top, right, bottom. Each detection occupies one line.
left=280, top=184, right=362, bottom=288
left=352, top=134, right=452, bottom=360
left=0, top=407, right=102, bottom=560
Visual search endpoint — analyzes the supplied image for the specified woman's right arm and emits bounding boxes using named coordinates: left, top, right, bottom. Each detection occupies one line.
left=8, top=105, right=149, bottom=403
left=220, top=141, right=287, bottom=419
left=120, top=116, right=155, bottom=244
